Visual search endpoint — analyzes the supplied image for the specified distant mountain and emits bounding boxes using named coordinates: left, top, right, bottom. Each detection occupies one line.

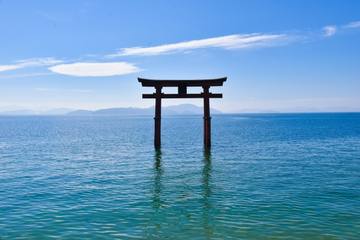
left=0, top=108, right=75, bottom=116
left=41, top=108, right=75, bottom=115
left=66, top=110, right=94, bottom=116
left=0, top=109, right=37, bottom=116
left=163, top=104, right=221, bottom=115
left=94, top=107, right=154, bottom=116
left=0, top=104, right=221, bottom=116
left=67, top=104, right=221, bottom=116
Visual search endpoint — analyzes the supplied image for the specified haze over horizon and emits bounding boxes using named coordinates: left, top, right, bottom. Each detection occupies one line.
left=1, top=0, right=360, bottom=112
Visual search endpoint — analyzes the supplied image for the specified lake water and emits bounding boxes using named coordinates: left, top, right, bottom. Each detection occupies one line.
left=0, top=113, right=359, bottom=239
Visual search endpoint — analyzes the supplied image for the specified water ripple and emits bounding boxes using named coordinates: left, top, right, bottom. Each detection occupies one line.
left=0, top=114, right=359, bottom=239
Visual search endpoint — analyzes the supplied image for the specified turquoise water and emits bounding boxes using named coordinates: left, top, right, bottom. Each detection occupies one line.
left=0, top=113, right=359, bottom=239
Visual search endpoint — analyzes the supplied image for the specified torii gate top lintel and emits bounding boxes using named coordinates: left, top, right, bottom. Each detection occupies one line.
left=138, top=77, right=227, bottom=149
left=138, top=77, right=226, bottom=87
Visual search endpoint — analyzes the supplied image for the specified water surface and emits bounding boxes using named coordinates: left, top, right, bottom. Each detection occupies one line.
left=0, top=113, right=359, bottom=239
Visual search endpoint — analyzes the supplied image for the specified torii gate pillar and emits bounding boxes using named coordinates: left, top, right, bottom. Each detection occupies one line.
left=154, top=86, right=162, bottom=148
left=138, top=77, right=226, bottom=150
left=203, top=85, right=211, bottom=147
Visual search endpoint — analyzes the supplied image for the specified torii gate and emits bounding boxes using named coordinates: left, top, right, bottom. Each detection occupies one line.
left=138, top=77, right=227, bottom=149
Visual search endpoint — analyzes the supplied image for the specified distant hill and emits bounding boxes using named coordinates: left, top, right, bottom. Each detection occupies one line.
left=66, top=110, right=94, bottom=116
left=0, top=104, right=221, bottom=116
left=0, top=109, right=37, bottom=116
left=0, top=108, right=75, bottom=116
left=67, top=104, right=221, bottom=116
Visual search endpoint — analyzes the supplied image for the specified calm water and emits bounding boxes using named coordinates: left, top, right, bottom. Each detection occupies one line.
left=0, top=113, right=359, bottom=239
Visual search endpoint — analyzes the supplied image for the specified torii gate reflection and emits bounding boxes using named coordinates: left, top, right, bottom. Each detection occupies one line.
left=138, top=77, right=227, bottom=149
left=151, top=150, right=213, bottom=238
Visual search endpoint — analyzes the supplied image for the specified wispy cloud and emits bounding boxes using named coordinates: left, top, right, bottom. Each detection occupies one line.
left=34, top=87, right=93, bottom=93
left=0, top=57, right=63, bottom=72
left=0, top=72, right=55, bottom=79
left=48, top=62, right=140, bottom=77
left=322, top=25, right=337, bottom=37
left=17, top=58, right=63, bottom=66
left=108, top=33, right=288, bottom=57
left=0, top=65, right=22, bottom=72
left=2, top=20, right=359, bottom=78
left=34, top=87, right=57, bottom=92
left=344, top=21, right=360, bottom=29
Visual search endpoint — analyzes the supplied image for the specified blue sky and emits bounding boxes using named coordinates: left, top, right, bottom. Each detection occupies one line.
left=0, top=0, right=360, bottom=112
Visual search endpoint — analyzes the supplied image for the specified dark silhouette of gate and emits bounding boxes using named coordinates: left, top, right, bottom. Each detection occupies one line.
left=138, top=77, right=226, bottom=149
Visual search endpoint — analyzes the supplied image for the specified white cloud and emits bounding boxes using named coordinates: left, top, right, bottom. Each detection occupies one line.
left=16, top=57, right=63, bottom=67
left=48, top=62, right=140, bottom=77
left=322, top=25, right=337, bottom=37
left=0, top=65, right=23, bottom=72
left=0, top=57, right=63, bottom=72
left=35, top=87, right=93, bottom=93
left=35, top=87, right=56, bottom=92
left=0, top=72, right=54, bottom=79
left=344, top=21, right=360, bottom=29
left=108, top=33, right=288, bottom=57
left=1, top=21, right=357, bottom=77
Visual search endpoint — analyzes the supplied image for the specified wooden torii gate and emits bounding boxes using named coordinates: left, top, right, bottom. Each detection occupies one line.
left=138, top=77, right=227, bottom=149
